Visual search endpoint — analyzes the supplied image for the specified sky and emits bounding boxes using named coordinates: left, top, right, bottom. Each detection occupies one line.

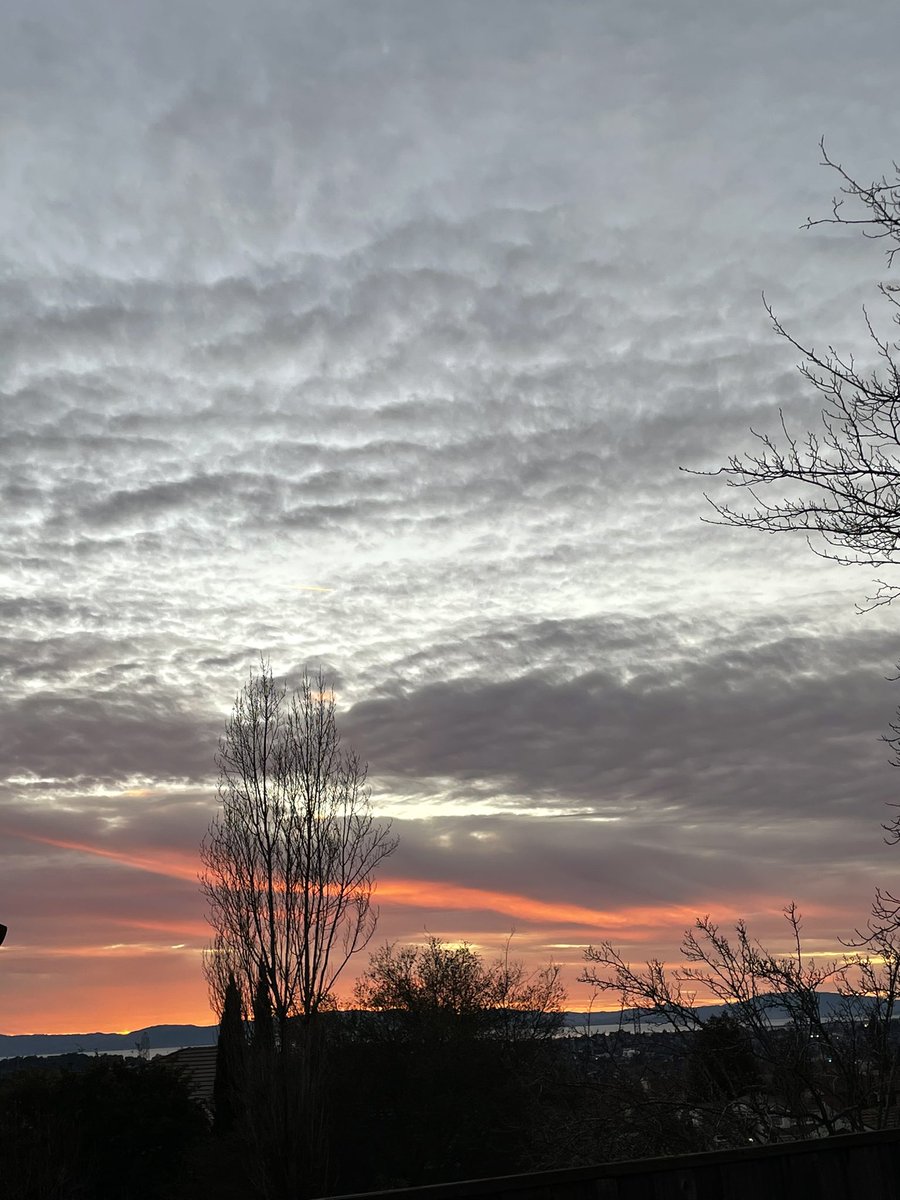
left=3, top=0, right=900, bottom=1035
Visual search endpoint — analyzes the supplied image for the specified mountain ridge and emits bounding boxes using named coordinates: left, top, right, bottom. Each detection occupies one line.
left=0, top=1024, right=218, bottom=1057
left=0, top=994, right=858, bottom=1056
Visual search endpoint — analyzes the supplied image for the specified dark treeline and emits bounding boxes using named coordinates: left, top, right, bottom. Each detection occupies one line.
left=0, top=1001, right=575, bottom=1199
left=206, top=934, right=575, bottom=1198
left=6, top=995, right=900, bottom=1200
left=0, top=1055, right=208, bottom=1199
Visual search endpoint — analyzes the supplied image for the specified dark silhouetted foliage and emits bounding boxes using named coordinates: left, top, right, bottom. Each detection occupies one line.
left=0, top=1056, right=207, bottom=1200
left=688, top=1012, right=760, bottom=1101
left=214, top=974, right=247, bottom=1136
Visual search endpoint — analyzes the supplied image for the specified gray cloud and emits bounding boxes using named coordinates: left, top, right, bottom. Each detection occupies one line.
left=348, top=617, right=897, bottom=824
left=2, top=0, right=900, bottom=1028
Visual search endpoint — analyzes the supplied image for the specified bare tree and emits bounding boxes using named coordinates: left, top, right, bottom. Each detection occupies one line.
left=200, top=661, right=398, bottom=1034
left=354, top=935, right=566, bottom=1043
left=581, top=902, right=900, bottom=1146
left=491, top=937, right=568, bottom=1044
left=697, top=143, right=900, bottom=607
left=349, top=936, right=568, bottom=1182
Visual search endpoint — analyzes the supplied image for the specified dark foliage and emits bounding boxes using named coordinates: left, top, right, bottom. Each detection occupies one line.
left=321, top=1014, right=575, bottom=1192
left=214, top=974, right=247, bottom=1136
left=0, top=1056, right=208, bottom=1200
left=688, top=1013, right=760, bottom=1102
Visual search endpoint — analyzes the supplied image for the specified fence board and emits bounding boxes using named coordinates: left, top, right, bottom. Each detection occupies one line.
left=322, top=1129, right=900, bottom=1200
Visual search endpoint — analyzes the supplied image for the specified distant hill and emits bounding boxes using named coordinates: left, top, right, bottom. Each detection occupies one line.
left=0, top=1024, right=218, bottom=1058
left=560, top=992, right=857, bottom=1030
left=1, top=994, right=866, bottom=1057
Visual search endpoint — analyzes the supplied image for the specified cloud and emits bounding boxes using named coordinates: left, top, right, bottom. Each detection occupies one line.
left=347, top=617, right=897, bottom=828
left=1, top=0, right=900, bottom=1032
left=0, top=682, right=220, bottom=787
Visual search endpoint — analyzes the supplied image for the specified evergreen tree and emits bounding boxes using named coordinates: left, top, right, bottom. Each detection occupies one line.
left=214, top=974, right=246, bottom=1135
left=253, top=970, right=276, bottom=1056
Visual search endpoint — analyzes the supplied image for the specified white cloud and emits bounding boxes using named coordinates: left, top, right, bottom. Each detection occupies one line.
left=2, top=0, right=900, bottom=1026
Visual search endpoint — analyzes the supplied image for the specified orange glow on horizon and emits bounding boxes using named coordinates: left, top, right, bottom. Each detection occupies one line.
left=1, top=828, right=851, bottom=1037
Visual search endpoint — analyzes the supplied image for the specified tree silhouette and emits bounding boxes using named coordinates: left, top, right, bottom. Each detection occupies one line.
left=697, top=143, right=900, bottom=608
left=214, top=974, right=246, bottom=1136
left=201, top=661, right=397, bottom=1036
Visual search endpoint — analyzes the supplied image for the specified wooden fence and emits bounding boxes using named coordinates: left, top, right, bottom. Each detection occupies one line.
left=324, top=1128, right=900, bottom=1200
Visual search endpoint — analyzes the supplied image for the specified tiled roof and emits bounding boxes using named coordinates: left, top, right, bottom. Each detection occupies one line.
left=159, top=1044, right=218, bottom=1115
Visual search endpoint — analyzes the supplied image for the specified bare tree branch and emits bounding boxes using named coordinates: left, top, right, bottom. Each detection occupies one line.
left=581, top=901, right=900, bottom=1140
left=354, top=934, right=566, bottom=1044
left=200, top=660, right=398, bottom=1032
left=690, top=144, right=900, bottom=608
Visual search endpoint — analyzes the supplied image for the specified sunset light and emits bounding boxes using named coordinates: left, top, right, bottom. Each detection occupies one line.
left=3, top=15, right=900, bottom=1198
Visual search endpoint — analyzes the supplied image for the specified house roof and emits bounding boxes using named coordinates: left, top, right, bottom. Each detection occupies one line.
left=158, top=1044, right=217, bottom=1113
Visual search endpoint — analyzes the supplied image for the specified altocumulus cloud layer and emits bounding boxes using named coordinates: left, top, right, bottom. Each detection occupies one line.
left=2, top=0, right=900, bottom=1031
